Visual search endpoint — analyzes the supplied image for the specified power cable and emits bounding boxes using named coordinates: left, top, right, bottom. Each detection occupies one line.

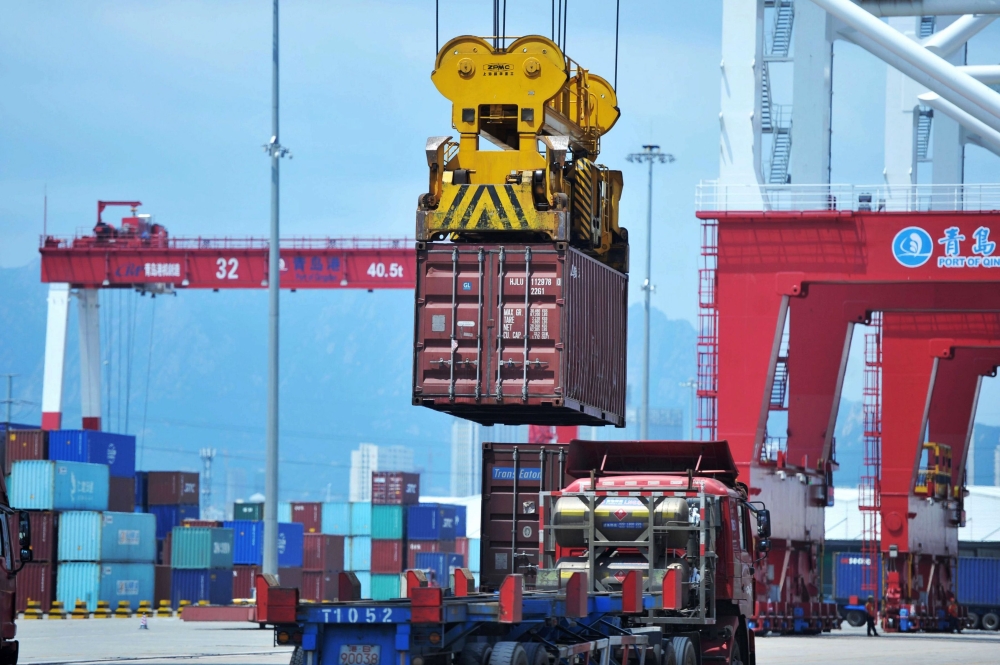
left=139, top=295, right=156, bottom=469
left=614, top=0, right=620, bottom=90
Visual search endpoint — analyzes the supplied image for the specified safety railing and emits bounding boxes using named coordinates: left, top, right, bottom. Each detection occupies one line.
left=695, top=181, right=1000, bottom=213
left=42, top=235, right=414, bottom=251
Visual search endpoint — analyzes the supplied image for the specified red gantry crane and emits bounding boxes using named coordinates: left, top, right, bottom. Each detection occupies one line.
left=38, top=202, right=414, bottom=430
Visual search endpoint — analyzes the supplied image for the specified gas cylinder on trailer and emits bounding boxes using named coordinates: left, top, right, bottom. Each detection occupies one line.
left=551, top=554, right=691, bottom=594
left=551, top=495, right=690, bottom=548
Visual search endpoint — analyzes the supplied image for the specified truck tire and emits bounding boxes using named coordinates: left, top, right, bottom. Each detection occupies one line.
left=460, top=643, right=494, bottom=665
left=729, top=639, right=743, bottom=665
left=669, top=638, right=696, bottom=665
left=967, top=611, right=980, bottom=630
left=490, top=642, right=528, bottom=665
left=522, top=643, right=548, bottom=665
left=845, top=610, right=865, bottom=628
left=982, top=612, right=1000, bottom=631
left=289, top=647, right=304, bottom=665
left=661, top=642, right=677, bottom=665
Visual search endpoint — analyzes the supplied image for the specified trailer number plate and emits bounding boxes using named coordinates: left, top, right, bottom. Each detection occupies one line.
left=340, top=645, right=380, bottom=665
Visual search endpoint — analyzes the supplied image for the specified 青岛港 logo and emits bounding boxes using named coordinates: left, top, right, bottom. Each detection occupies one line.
left=892, top=226, right=933, bottom=268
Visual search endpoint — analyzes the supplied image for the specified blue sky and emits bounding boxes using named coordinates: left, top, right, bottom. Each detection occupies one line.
left=3, top=1, right=1000, bottom=422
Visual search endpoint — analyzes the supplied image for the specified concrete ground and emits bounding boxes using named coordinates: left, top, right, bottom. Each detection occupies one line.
left=13, top=617, right=1000, bottom=665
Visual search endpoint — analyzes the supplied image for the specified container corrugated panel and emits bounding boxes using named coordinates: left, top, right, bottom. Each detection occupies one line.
left=480, top=442, right=567, bottom=591
left=57, top=511, right=102, bottom=561
left=371, top=540, right=404, bottom=574
left=291, top=502, right=322, bottom=534
left=170, top=527, right=234, bottom=569
left=4, top=429, right=47, bottom=476
left=301, top=570, right=337, bottom=602
left=225, top=520, right=264, bottom=565
left=232, top=565, right=259, bottom=600
left=56, top=562, right=101, bottom=612
left=355, top=571, right=371, bottom=599
left=454, top=505, right=467, bottom=538
left=278, top=522, right=304, bottom=568
left=25, top=511, right=56, bottom=563
left=100, top=512, right=156, bottom=562
left=278, top=501, right=292, bottom=522
left=303, top=534, right=345, bottom=571
left=10, top=460, right=109, bottom=511
left=350, top=502, right=371, bottom=536
left=370, top=505, right=405, bottom=540
left=370, top=574, right=401, bottom=601
left=170, top=569, right=232, bottom=608
left=371, top=472, right=420, bottom=505
left=47, top=430, right=136, bottom=478
left=149, top=504, right=198, bottom=540
left=108, top=476, right=135, bottom=512
left=233, top=503, right=264, bottom=521
left=155, top=565, right=171, bottom=606
left=957, top=557, right=1000, bottom=606
left=351, top=536, right=372, bottom=571
left=147, top=472, right=199, bottom=506
left=99, top=562, right=154, bottom=611
left=414, top=552, right=464, bottom=586
left=321, top=502, right=351, bottom=535
left=408, top=504, right=457, bottom=541
left=134, top=471, right=148, bottom=512
left=16, top=562, right=53, bottom=613
left=413, top=243, right=627, bottom=426
left=344, top=537, right=352, bottom=570
left=279, top=567, right=303, bottom=593
left=832, top=553, right=882, bottom=602
left=407, top=540, right=451, bottom=568
left=469, top=538, right=481, bottom=573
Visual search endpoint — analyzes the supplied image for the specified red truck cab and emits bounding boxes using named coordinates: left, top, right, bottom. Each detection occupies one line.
left=0, top=477, right=35, bottom=665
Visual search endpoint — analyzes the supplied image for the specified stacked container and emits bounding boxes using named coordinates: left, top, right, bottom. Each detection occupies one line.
left=146, top=472, right=199, bottom=550
left=321, top=502, right=351, bottom=535
left=3, top=429, right=47, bottom=476
left=48, top=430, right=137, bottom=513
left=234, top=502, right=264, bottom=521
left=10, top=461, right=109, bottom=511
left=371, top=505, right=405, bottom=575
left=224, top=520, right=304, bottom=599
left=14, top=511, right=56, bottom=613
left=301, top=534, right=345, bottom=602
left=170, top=526, right=234, bottom=607
left=291, top=502, right=322, bottom=534
left=56, top=511, right=156, bottom=611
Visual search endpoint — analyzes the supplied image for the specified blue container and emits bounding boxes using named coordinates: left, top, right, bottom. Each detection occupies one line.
left=833, top=552, right=882, bottom=601
left=957, top=557, right=1000, bottom=606
left=99, top=562, right=154, bottom=611
left=354, top=571, right=371, bottom=599
left=350, top=536, right=372, bottom=571
left=225, top=520, right=264, bottom=565
left=322, top=502, right=351, bottom=535
left=56, top=562, right=101, bottom=611
left=350, top=502, right=371, bottom=536
left=278, top=521, right=304, bottom=568
left=414, top=552, right=464, bottom=585
left=149, top=504, right=199, bottom=540
left=170, top=569, right=233, bottom=608
left=10, top=460, right=109, bottom=511
left=134, top=471, right=148, bottom=512
left=47, top=430, right=136, bottom=478
left=469, top=538, right=481, bottom=573
left=278, top=501, right=292, bottom=523
left=57, top=511, right=156, bottom=562
left=453, top=505, right=467, bottom=538
left=408, top=504, right=457, bottom=541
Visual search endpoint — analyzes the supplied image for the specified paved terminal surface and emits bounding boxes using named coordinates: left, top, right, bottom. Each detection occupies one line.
left=13, top=618, right=1000, bottom=665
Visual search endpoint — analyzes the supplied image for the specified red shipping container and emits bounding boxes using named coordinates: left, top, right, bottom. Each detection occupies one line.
left=371, top=472, right=420, bottom=505
left=278, top=567, right=303, bottom=593
left=181, top=519, right=222, bottom=527
left=303, top=534, right=345, bottom=571
left=108, top=476, right=135, bottom=512
left=413, top=243, right=627, bottom=426
left=15, top=562, right=52, bottom=613
left=4, top=430, right=47, bottom=476
left=10, top=512, right=56, bottom=564
left=371, top=539, right=405, bottom=574
left=454, top=537, right=468, bottom=567
left=301, top=571, right=339, bottom=602
left=147, top=471, right=200, bottom=505
left=291, top=502, right=322, bottom=534
left=155, top=565, right=172, bottom=606
left=159, top=532, right=173, bottom=566
left=406, top=540, right=455, bottom=568
left=233, top=565, right=260, bottom=600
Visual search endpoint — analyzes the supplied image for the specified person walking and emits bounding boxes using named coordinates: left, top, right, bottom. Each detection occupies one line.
left=865, top=595, right=880, bottom=636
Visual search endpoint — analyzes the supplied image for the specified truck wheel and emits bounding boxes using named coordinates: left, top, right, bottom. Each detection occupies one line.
left=289, top=647, right=304, bottom=665
left=845, top=610, right=865, bottom=628
left=522, top=643, right=548, bottom=665
left=967, top=611, right=980, bottom=630
left=661, top=642, right=677, bottom=665
left=490, top=642, right=528, bottom=665
left=729, top=639, right=743, bottom=665
left=460, top=644, right=494, bottom=665
left=982, top=612, right=1000, bottom=631
left=669, top=638, right=696, bottom=665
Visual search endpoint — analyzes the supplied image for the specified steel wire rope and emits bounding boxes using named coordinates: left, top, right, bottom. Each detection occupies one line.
left=124, top=289, right=139, bottom=433
left=138, top=295, right=156, bottom=469
left=562, top=0, right=568, bottom=52
left=102, top=290, right=111, bottom=426
left=502, top=0, right=507, bottom=47
left=116, top=289, right=123, bottom=432
left=614, top=0, right=620, bottom=90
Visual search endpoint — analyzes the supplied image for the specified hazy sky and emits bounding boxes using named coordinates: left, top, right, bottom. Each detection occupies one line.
left=3, top=1, right=1000, bottom=421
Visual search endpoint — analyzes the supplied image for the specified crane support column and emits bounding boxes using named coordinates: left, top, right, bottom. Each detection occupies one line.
left=41, top=283, right=71, bottom=431
left=78, top=288, right=102, bottom=431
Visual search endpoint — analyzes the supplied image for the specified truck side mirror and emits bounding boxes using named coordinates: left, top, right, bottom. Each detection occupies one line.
left=18, top=511, right=32, bottom=563
left=758, top=538, right=771, bottom=554
left=756, top=509, right=771, bottom=539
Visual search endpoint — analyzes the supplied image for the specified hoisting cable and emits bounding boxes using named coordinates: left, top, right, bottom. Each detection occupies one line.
left=614, top=0, right=620, bottom=90
left=435, top=0, right=439, bottom=53
left=124, top=289, right=139, bottom=434
left=502, top=0, right=507, bottom=48
left=551, top=0, right=555, bottom=42
left=138, top=295, right=156, bottom=469
left=562, top=0, right=568, bottom=53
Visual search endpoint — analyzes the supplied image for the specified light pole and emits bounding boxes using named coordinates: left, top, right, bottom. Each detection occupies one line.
left=626, top=146, right=675, bottom=440
left=262, top=0, right=291, bottom=579
left=680, top=379, right=696, bottom=440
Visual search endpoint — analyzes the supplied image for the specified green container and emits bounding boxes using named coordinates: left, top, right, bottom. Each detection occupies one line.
left=171, top=527, right=234, bottom=569
left=234, top=502, right=264, bottom=521
left=370, top=574, right=401, bottom=601
left=371, top=505, right=406, bottom=540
